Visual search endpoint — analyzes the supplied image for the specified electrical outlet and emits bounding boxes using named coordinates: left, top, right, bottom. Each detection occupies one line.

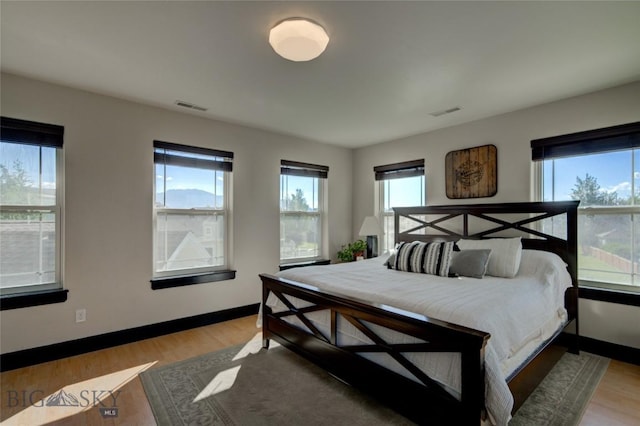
left=75, top=308, right=86, bottom=323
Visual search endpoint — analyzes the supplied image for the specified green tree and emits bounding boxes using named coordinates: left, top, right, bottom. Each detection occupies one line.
left=570, top=174, right=621, bottom=256
left=1, top=160, right=39, bottom=221
left=282, top=189, right=315, bottom=251
left=0, top=160, right=31, bottom=204
left=287, top=188, right=310, bottom=211
left=570, top=173, right=618, bottom=206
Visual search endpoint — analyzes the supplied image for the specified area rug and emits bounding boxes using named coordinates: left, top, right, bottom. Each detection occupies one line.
left=140, top=337, right=609, bottom=426
left=510, top=351, right=609, bottom=425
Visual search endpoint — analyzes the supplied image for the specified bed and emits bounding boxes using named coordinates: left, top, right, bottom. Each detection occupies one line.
left=260, top=201, right=579, bottom=425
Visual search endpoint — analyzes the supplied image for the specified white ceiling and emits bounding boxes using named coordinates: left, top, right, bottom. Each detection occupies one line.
left=2, top=1, right=640, bottom=148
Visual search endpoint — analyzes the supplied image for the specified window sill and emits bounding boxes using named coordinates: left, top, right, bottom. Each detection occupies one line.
left=279, top=259, right=330, bottom=271
left=0, top=289, right=68, bottom=311
left=579, top=286, right=640, bottom=307
left=151, top=270, right=236, bottom=290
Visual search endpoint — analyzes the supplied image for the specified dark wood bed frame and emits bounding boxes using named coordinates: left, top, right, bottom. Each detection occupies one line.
left=260, top=201, right=579, bottom=425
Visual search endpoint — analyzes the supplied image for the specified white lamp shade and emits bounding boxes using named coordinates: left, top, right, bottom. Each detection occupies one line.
left=269, top=18, right=329, bottom=62
left=359, top=216, right=384, bottom=236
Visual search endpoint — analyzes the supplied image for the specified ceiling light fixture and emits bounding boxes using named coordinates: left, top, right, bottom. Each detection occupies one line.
left=269, top=18, right=329, bottom=62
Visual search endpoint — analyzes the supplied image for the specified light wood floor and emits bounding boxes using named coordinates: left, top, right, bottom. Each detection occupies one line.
left=0, top=314, right=638, bottom=425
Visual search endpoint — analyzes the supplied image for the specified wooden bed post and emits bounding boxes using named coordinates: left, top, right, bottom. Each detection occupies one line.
left=460, top=341, right=487, bottom=424
left=567, top=201, right=580, bottom=354
left=262, top=282, right=271, bottom=350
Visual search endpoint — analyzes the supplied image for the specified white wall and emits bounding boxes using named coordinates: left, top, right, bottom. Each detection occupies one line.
left=353, top=81, right=640, bottom=349
left=0, top=73, right=353, bottom=354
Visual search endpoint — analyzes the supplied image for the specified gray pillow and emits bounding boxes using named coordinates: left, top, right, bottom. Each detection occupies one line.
left=449, top=249, right=492, bottom=279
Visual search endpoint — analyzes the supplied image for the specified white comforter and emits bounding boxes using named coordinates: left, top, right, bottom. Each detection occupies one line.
left=266, top=250, right=572, bottom=425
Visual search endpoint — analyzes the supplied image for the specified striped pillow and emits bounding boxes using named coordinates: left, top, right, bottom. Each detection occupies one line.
left=394, top=241, right=455, bottom=276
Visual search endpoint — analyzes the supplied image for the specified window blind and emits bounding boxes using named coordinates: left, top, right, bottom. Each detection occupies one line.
left=1, top=116, right=64, bottom=148
left=154, top=140, right=233, bottom=171
left=531, top=121, right=640, bottom=161
left=374, top=159, right=424, bottom=181
left=280, top=160, right=329, bottom=179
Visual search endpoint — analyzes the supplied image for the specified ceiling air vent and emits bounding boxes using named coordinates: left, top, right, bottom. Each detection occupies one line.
left=175, top=100, right=208, bottom=112
left=429, top=106, right=461, bottom=118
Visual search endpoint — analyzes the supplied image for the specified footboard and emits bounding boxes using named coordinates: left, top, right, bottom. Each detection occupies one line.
left=260, top=273, right=490, bottom=425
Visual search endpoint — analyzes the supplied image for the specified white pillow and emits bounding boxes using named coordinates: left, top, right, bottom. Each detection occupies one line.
left=518, top=249, right=570, bottom=283
left=456, top=237, right=522, bottom=278
left=518, top=250, right=573, bottom=304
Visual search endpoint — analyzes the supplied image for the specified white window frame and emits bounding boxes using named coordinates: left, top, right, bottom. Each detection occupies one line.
left=374, top=160, right=425, bottom=253
left=152, top=141, right=232, bottom=279
left=279, top=160, right=328, bottom=264
left=0, top=118, right=64, bottom=296
left=534, top=157, right=640, bottom=291
left=532, top=122, right=640, bottom=292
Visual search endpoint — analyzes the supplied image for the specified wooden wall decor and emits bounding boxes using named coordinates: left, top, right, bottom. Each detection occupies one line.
left=445, top=144, right=497, bottom=199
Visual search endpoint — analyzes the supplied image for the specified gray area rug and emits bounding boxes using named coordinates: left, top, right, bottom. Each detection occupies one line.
left=140, top=339, right=609, bottom=426
left=510, top=351, right=609, bottom=425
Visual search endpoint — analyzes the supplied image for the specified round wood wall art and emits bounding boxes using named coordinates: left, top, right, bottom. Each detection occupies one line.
left=445, top=144, right=497, bottom=199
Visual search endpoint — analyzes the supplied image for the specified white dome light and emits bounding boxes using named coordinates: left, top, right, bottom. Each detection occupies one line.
left=269, top=18, right=329, bottom=62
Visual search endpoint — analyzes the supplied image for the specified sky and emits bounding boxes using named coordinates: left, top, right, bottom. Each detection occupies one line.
left=384, top=176, right=425, bottom=210
left=155, top=164, right=225, bottom=196
left=543, top=149, right=638, bottom=202
left=0, top=143, right=57, bottom=205
left=0, top=143, right=56, bottom=185
left=280, top=175, right=319, bottom=210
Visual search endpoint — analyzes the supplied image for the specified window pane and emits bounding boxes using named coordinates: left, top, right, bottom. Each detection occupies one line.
left=543, top=150, right=631, bottom=206
left=383, top=213, right=431, bottom=253
left=158, top=165, right=224, bottom=209
left=154, top=144, right=230, bottom=277
left=382, top=213, right=395, bottom=253
left=280, top=175, right=319, bottom=211
left=279, top=173, right=324, bottom=262
left=0, top=142, right=56, bottom=206
left=383, top=176, right=424, bottom=211
left=539, top=216, right=568, bottom=241
left=542, top=160, right=554, bottom=202
left=155, top=212, right=225, bottom=272
left=280, top=213, right=320, bottom=260
left=155, top=163, right=165, bottom=207
left=578, top=213, right=635, bottom=286
left=0, top=211, right=56, bottom=288
left=381, top=175, right=425, bottom=253
left=539, top=143, right=640, bottom=289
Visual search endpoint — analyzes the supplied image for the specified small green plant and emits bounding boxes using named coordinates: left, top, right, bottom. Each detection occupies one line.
left=337, top=239, right=368, bottom=262
left=350, top=239, right=367, bottom=255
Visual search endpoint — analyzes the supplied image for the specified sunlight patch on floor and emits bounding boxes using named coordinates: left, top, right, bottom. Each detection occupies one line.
left=192, top=365, right=241, bottom=403
left=232, top=332, right=275, bottom=361
left=1, top=361, right=156, bottom=426
left=192, top=332, right=279, bottom=403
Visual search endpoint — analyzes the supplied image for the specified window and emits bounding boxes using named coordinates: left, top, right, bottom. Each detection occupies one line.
left=280, top=160, right=328, bottom=264
left=375, top=160, right=425, bottom=253
left=532, top=122, right=640, bottom=293
left=152, top=141, right=234, bottom=288
left=1, top=117, right=64, bottom=298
